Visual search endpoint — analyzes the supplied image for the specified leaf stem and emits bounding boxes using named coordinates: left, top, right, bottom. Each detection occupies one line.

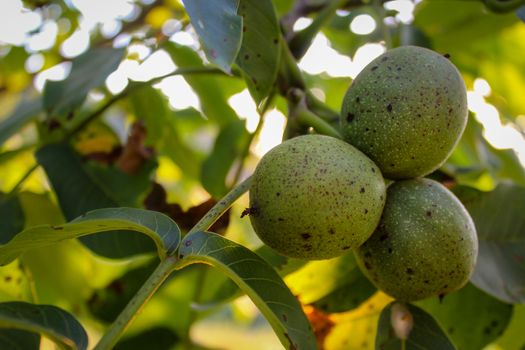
left=296, top=107, right=343, bottom=139
left=93, top=255, right=177, bottom=350
left=94, top=177, right=252, bottom=349
left=189, top=176, right=252, bottom=235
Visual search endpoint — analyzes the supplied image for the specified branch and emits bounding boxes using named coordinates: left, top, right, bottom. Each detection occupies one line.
left=66, top=67, right=230, bottom=137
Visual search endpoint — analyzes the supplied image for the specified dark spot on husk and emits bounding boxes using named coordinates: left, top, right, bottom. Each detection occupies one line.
left=301, top=233, right=311, bottom=240
left=346, top=112, right=355, bottom=123
left=387, top=104, right=393, bottom=112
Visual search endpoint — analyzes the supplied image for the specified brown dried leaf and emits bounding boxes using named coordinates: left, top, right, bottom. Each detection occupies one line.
left=144, top=183, right=230, bottom=234
left=115, top=121, right=153, bottom=174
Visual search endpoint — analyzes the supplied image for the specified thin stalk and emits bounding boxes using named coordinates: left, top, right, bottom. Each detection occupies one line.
left=94, top=255, right=177, bottom=350
left=296, top=107, right=343, bottom=139
left=189, top=176, right=252, bottom=235
left=305, top=91, right=340, bottom=123
left=68, top=67, right=229, bottom=137
left=277, top=38, right=306, bottom=94
left=94, top=177, right=252, bottom=349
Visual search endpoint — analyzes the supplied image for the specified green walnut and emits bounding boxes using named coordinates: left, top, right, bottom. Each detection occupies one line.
left=249, top=135, right=386, bottom=260
left=355, top=178, right=478, bottom=301
left=340, top=45, right=468, bottom=179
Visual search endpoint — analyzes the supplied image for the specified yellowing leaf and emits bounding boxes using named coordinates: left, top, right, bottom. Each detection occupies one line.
left=73, top=122, right=119, bottom=155
left=325, top=292, right=392, bottom=350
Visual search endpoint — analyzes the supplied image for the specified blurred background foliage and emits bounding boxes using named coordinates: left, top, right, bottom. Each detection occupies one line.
left=0, top=0, right=524, bottom=349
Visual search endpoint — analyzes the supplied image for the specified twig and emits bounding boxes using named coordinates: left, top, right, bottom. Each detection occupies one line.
left=67, top=67, right=229, bottom=137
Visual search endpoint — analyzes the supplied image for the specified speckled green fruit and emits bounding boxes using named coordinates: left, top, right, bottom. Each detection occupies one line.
left=340, top=46, right=468, bottom=179
left=249, top=135, right=386, bottom=260
left=355, top=178, right=478, bottom=301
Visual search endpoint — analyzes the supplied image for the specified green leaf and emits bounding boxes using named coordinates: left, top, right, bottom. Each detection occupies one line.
left=323, top=9, right=383, bottom=59
left=414, top=0, right=517, bottom=50
left=311, top=271, right=376, bottom=313
left=0, top=193, right=25, bottom=245
left=417, top=283, right=513, bottom=350
left=256, top=245, right=306, bottom=276
left=201, top=119, right=249, bottom=198
left=129, top=86, right=201, bottom=178
left=177, top=231, right=317, bottom=350
left=0, top=301, right=88, bottom=350
left=0, top=207, right=180, bottom=266
left=0, top=96, right=41, bottom=147
left=84, top=159, right=158, bottom=208
left=43, top=47, right=125, bottom=120
left=164, top=43, right=240, bottom=125
left=287, top=253, right=375, bottom=313
left=447, top=116, right=525, bottom=188
left=495, top=304, right=525, bottom=349
left=0, top=329, right=39, bottom=350
left=454, top=183, right=525, bottom=303
left=88, top=259, right=157, bottom=323
left=376, top=302, right=455, bottom=350
left=36, top=143, right=157, bottom=258
left=114, top=327, right=179, bottom=350
left=181, top=0, right=242, bottom=73
left=196, top=245, right=306, bottom=309
left=236, top=0, right=281, bottom=103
